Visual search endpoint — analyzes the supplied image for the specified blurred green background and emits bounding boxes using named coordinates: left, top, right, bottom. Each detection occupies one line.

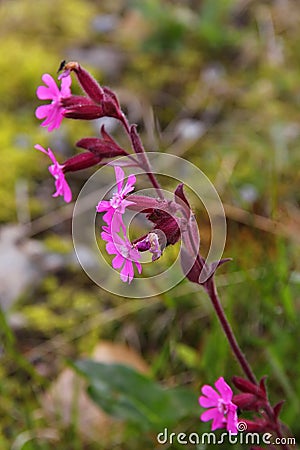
left=0, top=0, right=299, bottom=448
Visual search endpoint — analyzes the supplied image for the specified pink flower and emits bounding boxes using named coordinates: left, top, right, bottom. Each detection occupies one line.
left=101, top=227, right=142, bottom=283
left=96, top=166, right=136, bottom=229
left=199, top=377, right=238, bottom=434
left=35, top=144, right=72, bottom=203
left=35, top=73, right=72, bottom=131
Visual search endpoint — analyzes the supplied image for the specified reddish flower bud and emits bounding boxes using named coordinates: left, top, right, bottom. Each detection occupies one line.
left=62, top=152, right=103, bottom=173
left=59, top=62, right=128, bottom=127
left=101, top=86, right=123, bottom=120
left=238, top=419, right=269, bottom=432
left=181, top=250, right=231, bottom=286
left=259, top=376, right=267, bottom=397
left=273, top=401, right=285, bottom=420
left=232, top=376, right=260, bottom=395
left=126, top=195, right=168, bottom=212
left=233, top=393, right=260, bottom=410
left=76, top=137, right=127, bottom=158
left=61, top=61, right=104, bottom=104
left=174, top=183, right=191, bottom=218
left=130, top=124, right=145, bottom=154
left=232, top=376, right=267, bottom=400
left=146, top=209, right=180, bottom=246
left=62, top=95, right=105, bottom=120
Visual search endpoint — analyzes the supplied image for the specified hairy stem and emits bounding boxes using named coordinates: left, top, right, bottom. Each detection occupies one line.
left=205, top=278, right=257, bottom=384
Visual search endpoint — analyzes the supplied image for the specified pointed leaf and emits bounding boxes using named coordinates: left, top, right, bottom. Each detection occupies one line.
left=72, top=360, right=196, bottom=431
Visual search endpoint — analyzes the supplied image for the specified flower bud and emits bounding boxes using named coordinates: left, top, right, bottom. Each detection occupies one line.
left=76, top=137, right=127, bottom=158
left=62, top=95, right=105, bottom=120
left=181, top=249, right=231, bottom=286
left=233, top=393, right=260, bottom=410
left=61, top=61, right=104, bottom=104
left=232, top=376, right=267, bottom=400
left=238, top=419, right=269, bottom=432
left=130, top=124, right=146, bottom=154
left=174, top=183, right=191, bottom=218
left=62, top=152, right=103, bottom=173
left=146, top=209, right=180, bottom=246
left=126, top=195, right=167, bottom=212
left=102, top=86, right=122, bottom=120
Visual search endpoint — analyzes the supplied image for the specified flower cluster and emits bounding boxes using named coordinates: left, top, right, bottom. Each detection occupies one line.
left=34, top=63, right=184, bottom=282
left=35, top=67, right=129, bottom=204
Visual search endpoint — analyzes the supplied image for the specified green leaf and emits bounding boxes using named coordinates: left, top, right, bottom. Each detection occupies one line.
left=72, top=360, right=196, bottom=431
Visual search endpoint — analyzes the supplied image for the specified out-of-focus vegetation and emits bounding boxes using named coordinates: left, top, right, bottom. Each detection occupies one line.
left=0, top=0, right=299, bottom=448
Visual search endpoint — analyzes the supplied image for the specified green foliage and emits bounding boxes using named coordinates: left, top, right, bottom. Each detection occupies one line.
left=72, top=360, right=196, bottom=431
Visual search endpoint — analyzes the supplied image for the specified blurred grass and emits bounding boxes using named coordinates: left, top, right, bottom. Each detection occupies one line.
left=0, top=0, right=299, bottom=448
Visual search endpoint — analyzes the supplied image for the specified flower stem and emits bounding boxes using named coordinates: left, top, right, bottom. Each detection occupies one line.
left=205, top=277, right=257, bottom=384
left=120, top=117, right=164, bottom=199
left=205, top=278, right=293, bottom=450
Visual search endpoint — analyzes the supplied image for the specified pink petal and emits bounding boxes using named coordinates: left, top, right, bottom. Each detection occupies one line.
left=112, top=253, right=125, bottom=269
left=122, top=174, right=136, bottom=196
left=42, top=109, right=58, bottom=128
left=201, top=385, right=219, bottom=402
left=47, top=112, right=63, bottom=132
left=60, top=75, right=72, bottom=97
left=200, top=408, right=219, bottom=423
left=129, top=246, right=141, bottom=263
left=135, top=261, right=142, bottom=273
left=35, top=104, right=52, bottom=119
left=211, top=411, right=226, bottom=431
left=34, top=144, right=48, bottom=156
left=36, top=85, right=55, bottom=100
left=119, top=199, right=134, bottom=212
left=45, top=148, right=58, bottom=165
left=114, top=166, right=125, bottom=192
left=62, top=180, right=72, bottom=203
left=226, top=405, right=238, bottom=434
left=35, top=145, right=58, bottom=166
left=215, top=377, right=233, bottom=403
left=41, top=74, right=60, bottom=97
left=199, top=395, right=218, bottom=408
left=102, top=209, right=114, bottom=226
left=106, top=242, right=118, bottom=255
left=96, top=200, right=111, bottom=212
left=101, top=231, right=112, bottom=242
left=110, top=213, right=126, bottom=234
left=120, top=272, right=128, bottom=283
left=120, top=259, right=134, bottom=283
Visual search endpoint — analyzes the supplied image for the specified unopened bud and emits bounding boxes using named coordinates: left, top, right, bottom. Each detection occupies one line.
left=61, top=61, right=104, bottom=104
left=62, top=95, right=105, bottom=120
left=76, top=137, right=127, bottom=158
left=63, top=152, right=102, bottom=173
left=233, top=393, right=260, bottom=410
